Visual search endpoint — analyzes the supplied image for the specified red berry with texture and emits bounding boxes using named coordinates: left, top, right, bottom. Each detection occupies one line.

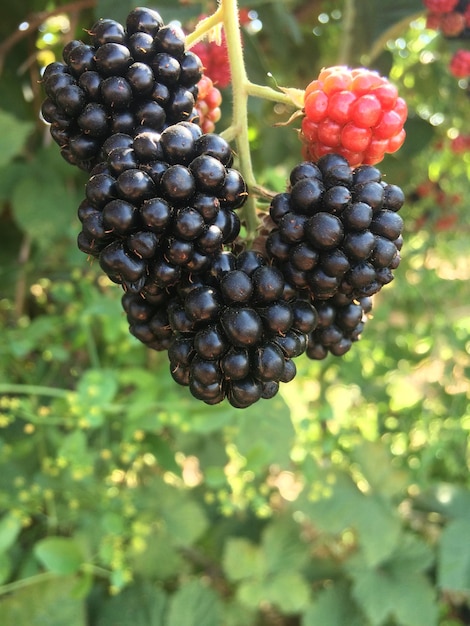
left=440, top=11, right=466, bottom=37
left=195, top=75, right=222, bottom=133
left=300, top=66, right=407, bottom=167
left=449, top=49, right=470, bottom=78
left=191, top=31, right=231, bottom=88
left=423, top=0, right=458, bottom=13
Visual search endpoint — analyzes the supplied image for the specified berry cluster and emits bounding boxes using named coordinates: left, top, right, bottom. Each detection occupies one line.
left=300, top=66, right=407, bottom=167
left=77, top=122, right=246, bottom=292
left=41, top=7, right=202, bottom=171
left=408, top=178, right=460, bottom=233
left=167, top=251, right=318, bottom=407
left=120, top=250, right=319, bottom=406
left=424, top=0, right=470, bottom=38
left=41, top=7, right=408, bottom=407
left=306, top=295, right=372, bottom=359
left=266, top=154, right=404, bottom=303
left=195, top=75, right=223, bottom=133
left=450, top=132, right=470, bottom=151
left=449, top=48, right=470, bottom=76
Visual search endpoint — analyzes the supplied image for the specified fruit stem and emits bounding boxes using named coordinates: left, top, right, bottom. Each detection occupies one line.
left=187, top=1, right=302, bottom=240
left=245, top=81, right=297, bottom=107
left=221, top=0, right=259, bottom=240
left=185, top=6, right=224, bottom=48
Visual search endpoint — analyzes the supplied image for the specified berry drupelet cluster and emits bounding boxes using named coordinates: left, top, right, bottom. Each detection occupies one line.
left=424, top=0, right=470, bottom=39
left=266, top=154, right=404, bottom=303
left=300, top=66, right=407, bottom=167
left=41, top=7, right=203, bottom=171
left=41, top=7, right=408, bottom=407
left=122, top=250, right=318, bottom=407
left=449, top=48, right=470, bottom=77
left=77, top=122, right=246, bottom=292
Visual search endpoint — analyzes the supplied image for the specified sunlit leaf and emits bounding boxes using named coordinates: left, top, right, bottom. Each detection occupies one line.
left=0, top=576, right=86, bottom=626
left=34, top=537, right=84, bottom=575
left=0, top=111, right=32, bottom=169
left=166, top=580, right=222, bottom=626
left=438, top=519, right=470, bottom=592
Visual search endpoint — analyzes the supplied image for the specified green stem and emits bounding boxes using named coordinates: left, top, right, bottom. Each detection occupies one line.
left=0, top=572, right=57, bottom=596
left=186, top=1, right=303, bottom=239
left=0, top=384, right=70, bottom=399
left=185, top=6, right=224, bottom=48
left=245, top=81, right=294, bottom=106
left=222, top=0, right=259, bottom=239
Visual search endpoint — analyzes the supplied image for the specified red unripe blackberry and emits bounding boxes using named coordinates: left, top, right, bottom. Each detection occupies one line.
left=450, top=49, right=470, bottom=77
left=423, top=0, right=458, bottom=12
left=195, top=75, right=222, bottom=133
left=301, top=66, right=407, bottom=167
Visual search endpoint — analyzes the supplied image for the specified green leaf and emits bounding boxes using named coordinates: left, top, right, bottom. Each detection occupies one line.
left=303, top=583, right=364, bottom=626
left=11, top=174, right=77, bottom=246
left=438, top=519, right=470, bottom=592
left=351, top=440, right=409, bottom=498
left=160, top=496, right=208, bottom=546
left=95, top=583, right=167, bottom=626
left=0, top=576, right=86, bottom=626
left=234, top=395, right=294, bottom=470
left=348, top=559, right=438, bottom=626
left=301, top=472, right=401, bottom=567
left=0, top=111, right=33, bottom=168
left=76, top=368, right=119, bottom=406
left=34, top=537, right=84, bottom=575
left=265, top=570, right=310, bottom=613
left=415, top=483, right=470, bottom=520
left=261, top=516, right=309, bottom=574
left=0, top=553, right=12, bottom=585
left=166, top=579, right=222, bottom=626
left=223, top=538, right=264, bottom=582
left=221, top=600, right=257, bottom=626
left=237, top=578, right=267, bottom=610
left=131, top=531, right=185, bottom=581
left=0, top=513, right=21, bottom=553
left=238, top=571, right=310, bottom=613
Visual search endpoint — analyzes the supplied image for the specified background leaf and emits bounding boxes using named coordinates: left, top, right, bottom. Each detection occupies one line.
left=34, top=537, right=84, bottom=575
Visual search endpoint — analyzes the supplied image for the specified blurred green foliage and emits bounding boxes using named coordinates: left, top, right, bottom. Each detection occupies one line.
left=0, top=1, right=470, bottom=625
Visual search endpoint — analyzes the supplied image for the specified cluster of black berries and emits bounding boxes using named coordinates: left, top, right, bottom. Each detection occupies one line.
left=306, top=294, right=372, bottom=359
left=41, top=7, right=202, bottom=171
left=77, top=122, right=246, bottom=292
left=41, top=8, right=406, bottom=407
left=266, top=153, right=404, bottom=308
left=123, top=250, right=319, bottom=407
left=266, top=154, right=404, bottom=300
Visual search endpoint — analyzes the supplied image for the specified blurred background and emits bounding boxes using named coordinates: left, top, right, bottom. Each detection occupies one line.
left=0, top=0, right=469, bottom=624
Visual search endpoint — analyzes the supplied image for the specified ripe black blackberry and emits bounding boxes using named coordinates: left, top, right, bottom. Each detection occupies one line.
left=40, top=7, right=203, bottom=171
left=266, top=154, right=405, bottom=302
left=122, top=289, right=173, bottom=351
left=166, top=250, right=319, bottom=407
left=306, top=295, right=373, bottom=359
left=77, top=123, right=247, bottom=293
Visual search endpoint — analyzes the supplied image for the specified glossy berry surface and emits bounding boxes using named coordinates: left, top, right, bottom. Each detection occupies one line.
left=301, top=66, right=407, bottom=167
left=266, top=154, right=405, bottom=302
left=40, top=7, right=204, bottom=171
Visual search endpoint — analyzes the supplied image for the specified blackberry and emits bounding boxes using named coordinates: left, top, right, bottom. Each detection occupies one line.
left=76, top=123, right=246, bottom=293
left=166, top=250, right=318, bottom=407
left=122, top=290, right=173, bottom=351
left=266, top=154, right=405, bottom=301
left=306, top=295, right=372, bottom=359
left=41, top=7, right=203, bottom=171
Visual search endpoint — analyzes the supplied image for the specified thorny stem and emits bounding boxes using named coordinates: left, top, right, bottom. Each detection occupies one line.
left=186, top=0, right=301, bottom=240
